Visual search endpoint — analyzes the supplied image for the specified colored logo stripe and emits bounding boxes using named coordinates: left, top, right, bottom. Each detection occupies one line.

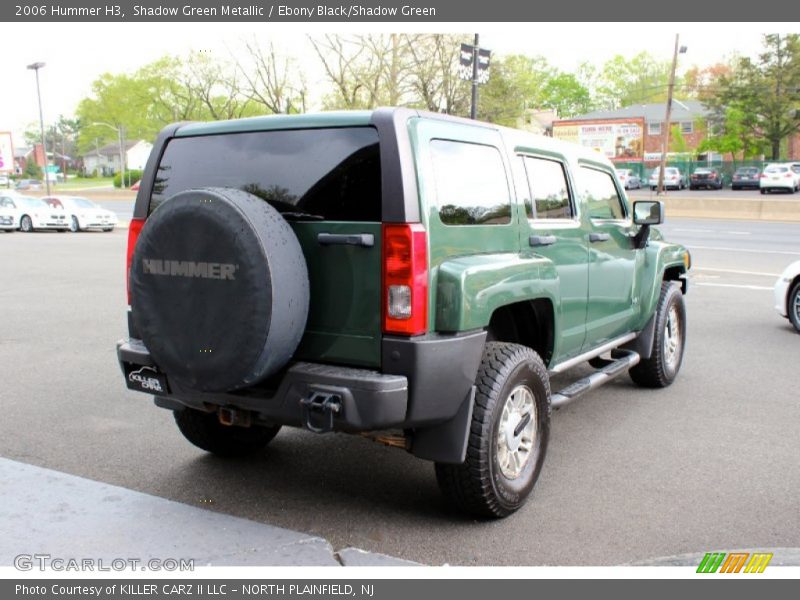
left=697, top=552, right=773, bottom=573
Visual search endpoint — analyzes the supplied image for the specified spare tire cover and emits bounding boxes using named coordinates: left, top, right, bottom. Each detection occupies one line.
left=130, top=187, right=309, bottom=392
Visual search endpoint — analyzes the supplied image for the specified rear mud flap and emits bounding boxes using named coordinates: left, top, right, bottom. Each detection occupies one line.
left=410, top=386, right=475, bottom=464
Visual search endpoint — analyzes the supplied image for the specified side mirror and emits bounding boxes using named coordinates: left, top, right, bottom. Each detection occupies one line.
left=633, top=200, right=664, bottom=226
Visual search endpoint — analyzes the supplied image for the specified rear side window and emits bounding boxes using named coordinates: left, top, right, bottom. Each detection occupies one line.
left=150, top=127, right=381, bottom=221
left=580, top=166, right=627, bottom=220
left=430, top=139, right=511, bottom=225
left=522, top=156, right=573, bottom=219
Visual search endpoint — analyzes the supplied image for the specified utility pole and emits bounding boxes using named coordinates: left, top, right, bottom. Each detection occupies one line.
left=27, top=61, right=50, bottom=196
left=470, top=33, right=480, bottom=120
left=657, top=35, right=687, bottom=195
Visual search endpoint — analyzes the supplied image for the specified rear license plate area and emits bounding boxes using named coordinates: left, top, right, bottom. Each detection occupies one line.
left=124, top=364, right=170, bottom=394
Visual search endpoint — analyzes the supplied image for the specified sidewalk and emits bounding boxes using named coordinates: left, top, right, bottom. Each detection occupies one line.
left=0, top=458, right=417, bottom=567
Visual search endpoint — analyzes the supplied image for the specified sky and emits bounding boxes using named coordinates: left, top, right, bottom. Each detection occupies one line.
left=0, top=22, right=793, bottom=146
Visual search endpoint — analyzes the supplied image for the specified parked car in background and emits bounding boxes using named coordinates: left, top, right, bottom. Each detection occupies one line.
left=689, top=167, right=723, bottom=190
left=731, top=167, right=761, bottom=190
left=0, top=175, right=10, bottom=187
left=44, top=195, right=118, bottom=232
left=15, top=179, right=44, bottom=191
left=0, top=194, right=21, bottom=229
left=615, top=169, right=641, bottom=190
left=789, top=163, right=800, bottom=189
left=14, top=196, right=69, bottom=232
left=774, top=260, right=800, bottom=333
left=0, top=197, right=15, bottom=231
left=648, top=167, right=686, bottom=191
left=760, top=164, right=797, bottom=194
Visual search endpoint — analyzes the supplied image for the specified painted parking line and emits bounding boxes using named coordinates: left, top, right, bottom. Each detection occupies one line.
left=694, top=283, right=773, bottom=291
left=693, top=267, right=781, bottom=277
left=687, top=245, right=800, bottom=256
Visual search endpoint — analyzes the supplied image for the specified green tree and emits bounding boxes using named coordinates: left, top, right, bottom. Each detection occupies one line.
left=698, top=107, right=765, bottom=162
left=479, top=54, right=554, bottom=125
left=540, top=72, right=594, bottom=117
left=596, top=52, right=674, bottom=109
left=705, top=34, right=800, bottom=160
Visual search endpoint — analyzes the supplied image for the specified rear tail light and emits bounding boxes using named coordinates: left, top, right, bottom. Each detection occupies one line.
left=382, top=223, right=428, bottom=336
left=760, top=174, right=767, bottom=178
left=126, top=217, right=145, bottom=305
left=786, top=173, right=793, bottom=178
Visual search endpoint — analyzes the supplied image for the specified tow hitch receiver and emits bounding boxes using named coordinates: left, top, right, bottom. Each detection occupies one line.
left=301, top=392, right=342, bottom=433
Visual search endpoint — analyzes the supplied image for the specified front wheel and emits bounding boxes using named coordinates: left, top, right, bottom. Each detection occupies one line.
left=435, top=342, right=550, bottom=518
left=788, top=282, right=800, bottom=334
left=70, top=216, right=81, bottom=232
left=20, top=215, right=33, bottom=232
left=630, top=282, right=687, bottom=388
left=174, top=408, right=281, bottom=457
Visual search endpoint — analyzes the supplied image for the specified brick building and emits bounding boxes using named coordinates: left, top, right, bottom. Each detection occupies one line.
left=554, top=100, right=710, bottom=163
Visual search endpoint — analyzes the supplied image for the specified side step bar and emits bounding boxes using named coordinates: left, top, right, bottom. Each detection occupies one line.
left=551, top=349, right=640, bottom=409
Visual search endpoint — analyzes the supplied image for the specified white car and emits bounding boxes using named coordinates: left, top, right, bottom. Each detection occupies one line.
left=0, top=198, right=15, bottom=231
left=760, top=163, right=798, bottom=194
left=14, top=196, right=70, bottom=232
left=0, top=193, right=22, bottom=230
left=45, top=195, right=118, bottom=232
left=0, top=175, right=10, bottom=187
left=775, top=260, right=800, bottom=333
left=648, top=167, right=686, bottom=191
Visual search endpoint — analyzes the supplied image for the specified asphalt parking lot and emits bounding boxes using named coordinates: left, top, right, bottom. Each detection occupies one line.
left=1, top=216, right=799, bottom=566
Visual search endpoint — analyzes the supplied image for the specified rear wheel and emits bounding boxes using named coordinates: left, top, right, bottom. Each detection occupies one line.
left=435, top=342, right=550, bottom=518
left=630, top=282, right=686, bottom=388
left=174, top=408, right=281, bottom=457
left=788, top=282, right=800, bottom=334
left=761, top=189, right=767, bottom=195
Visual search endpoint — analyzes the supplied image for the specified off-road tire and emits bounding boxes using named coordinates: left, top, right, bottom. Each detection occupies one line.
left=435, top=342, right=550, bottom=519
left=629, top=282, right=686, bottom=388
left=174, top=409, right=281, bottom=457
left=788, top=281, right=800, bottom=334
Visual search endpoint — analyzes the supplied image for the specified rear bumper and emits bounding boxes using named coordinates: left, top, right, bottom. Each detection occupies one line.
left=117, top=329, right=486, bottom=433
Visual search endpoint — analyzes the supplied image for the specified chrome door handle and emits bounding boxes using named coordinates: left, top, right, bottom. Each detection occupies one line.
left=529, top=235, right=557, bottom=247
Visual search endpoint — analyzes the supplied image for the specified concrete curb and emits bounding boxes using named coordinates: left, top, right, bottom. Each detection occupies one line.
left=0, top=458, right=419, bottom=567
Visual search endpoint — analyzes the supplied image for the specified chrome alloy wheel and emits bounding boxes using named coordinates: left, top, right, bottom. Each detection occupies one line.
left=663, top=305, right=682, bottom=370
left=496, top=384, right=537, bottom=480
left=793, top=290, right=800, bottom=323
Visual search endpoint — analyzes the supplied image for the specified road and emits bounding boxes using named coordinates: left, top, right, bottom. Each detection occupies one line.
left=0, top=217, right=798, bottom=566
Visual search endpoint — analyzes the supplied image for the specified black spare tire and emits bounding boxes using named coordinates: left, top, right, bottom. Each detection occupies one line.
left=130, top=187, right=309, bottom=392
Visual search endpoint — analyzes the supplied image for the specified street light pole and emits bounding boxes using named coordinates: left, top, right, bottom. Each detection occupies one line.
left=27, top=61, right=50, bottom=196
left=657, top=35, right=687, bottom=195
left=92, top=122, right=125, bottom=188
left=470, top=33, right=480, bottom=120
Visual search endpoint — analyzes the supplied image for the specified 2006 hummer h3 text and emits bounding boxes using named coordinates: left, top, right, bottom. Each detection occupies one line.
left=117, top=108, right=690, bottom=518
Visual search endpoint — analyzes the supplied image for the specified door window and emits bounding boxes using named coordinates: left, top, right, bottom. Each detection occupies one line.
left=522, top=156, right=573, bottom=220
left=580, top=167, right=627, bottom=220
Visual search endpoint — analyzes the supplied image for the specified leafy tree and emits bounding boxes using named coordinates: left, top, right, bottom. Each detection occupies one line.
left=540, top=72, right=594, bottom=117
left=479, top=54, right=554, bottom=125
left=704, top=34, right=800, bottom=160
left=596, top=52, right=674, bottom=109
left=698, top=106, right=765, bottom=162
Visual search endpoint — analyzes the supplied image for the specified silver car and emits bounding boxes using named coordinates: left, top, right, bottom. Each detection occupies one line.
left=615, top=169, right=641, bottom=190
left=649, top=167, right=686, bottom=191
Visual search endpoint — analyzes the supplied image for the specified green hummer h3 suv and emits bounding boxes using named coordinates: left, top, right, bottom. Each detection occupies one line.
left=118, top=108, right=690, bottom=518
